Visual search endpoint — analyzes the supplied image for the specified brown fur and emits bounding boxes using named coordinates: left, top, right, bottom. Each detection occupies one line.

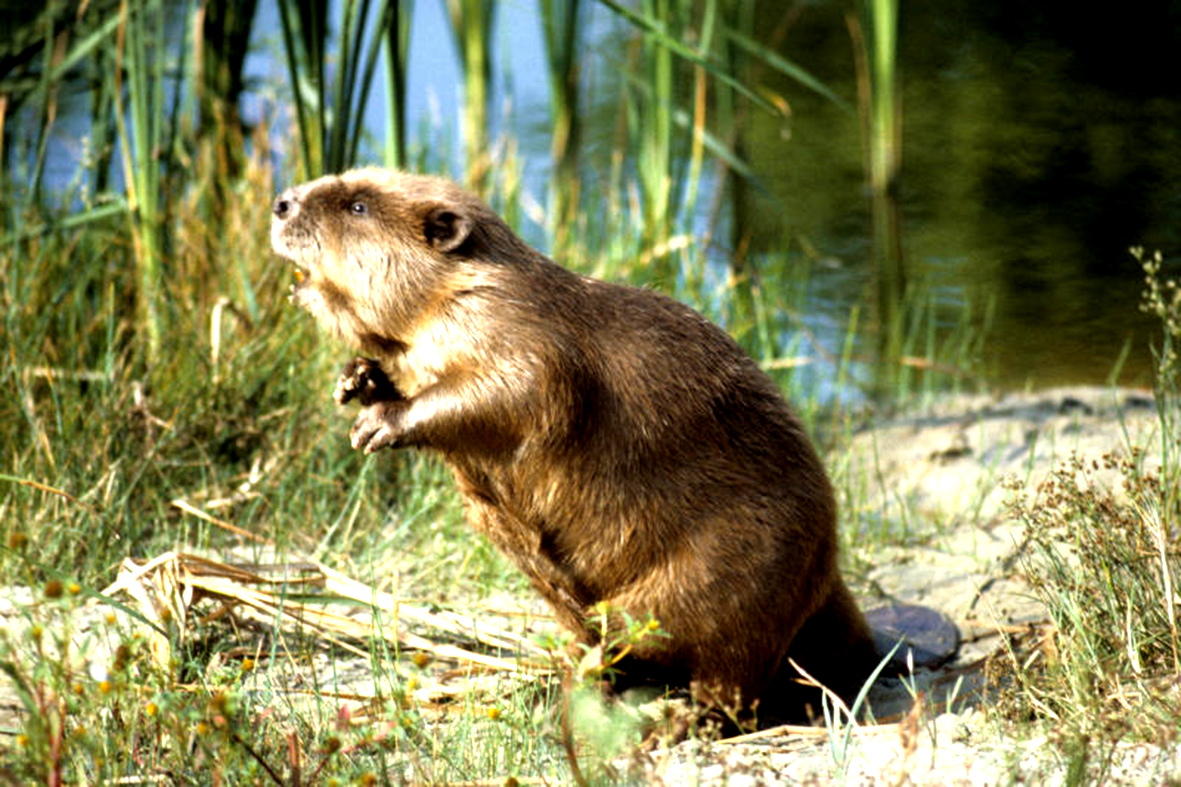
left=271, top=168, right=878, bottom=718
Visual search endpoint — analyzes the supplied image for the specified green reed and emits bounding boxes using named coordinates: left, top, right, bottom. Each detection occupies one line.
left=382, top=1, right=412, bottom=168
left=445, top=0, right=494, bottom=194
left=0, top=0, right=991, bottom=589
left=540, top=0, right=583, bottom=254
left=275, top=0, right=405, bottom=179
left=985, top=251, right=1181, bottom=773
left=114, top=0, right=187, bottom=362
left=850, top=0, right=905, bottom=397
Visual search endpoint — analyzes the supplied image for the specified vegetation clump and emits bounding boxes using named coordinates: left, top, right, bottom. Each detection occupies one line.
left=998, top=248, right=1181, bottom=776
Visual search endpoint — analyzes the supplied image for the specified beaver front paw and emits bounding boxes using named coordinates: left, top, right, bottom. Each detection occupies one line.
left=350, top=400, right=407, bottom=454
left=334, top=357, right=402, bottom=407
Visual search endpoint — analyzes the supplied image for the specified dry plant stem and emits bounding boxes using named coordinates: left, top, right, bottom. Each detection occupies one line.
left=1145, top=500, right=1180, bottom=674
left=98, top=551, right=549, bottom=704
left=223, top=727, right=286, bottom=785
left=786, top=657, right=856, bottom=721
left=171, top=498, right=273, bottom=544
left=889, top=696, right=923, bottom=787
left=434, top=775, right=547, bottom=779
left=287, top=731, right=302, bottom=787
left=559, top=673, right=590, bottom=787
left=0, top=473, right=95, bottom=513
left=720, top=721, right=899, bottom=745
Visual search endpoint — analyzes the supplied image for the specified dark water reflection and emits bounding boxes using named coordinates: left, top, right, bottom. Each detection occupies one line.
left=736, top=1, right=1181, bottom=390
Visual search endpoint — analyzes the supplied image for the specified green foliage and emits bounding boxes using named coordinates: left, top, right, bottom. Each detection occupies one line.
left=275, top=0, right=408, bottom=179
left=1003, top=451, right=1180, bottom=750
left=540, top=0, right=583, bottom=254
left=1135, top=247, right=1181, bottom=495
left=998, top=249, right=1181, bottom=756
left=445, top=0, right=495, bottom=194
left=381, top=0, right=412, bottom=169
left=0, top=576, right=565, bottom=783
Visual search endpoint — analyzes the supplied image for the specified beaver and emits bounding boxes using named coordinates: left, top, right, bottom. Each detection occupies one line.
left=270, top=168, right=880, bottom=720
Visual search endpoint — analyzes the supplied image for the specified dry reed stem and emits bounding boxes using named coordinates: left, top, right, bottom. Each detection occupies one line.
left=170, top=498, right=272, bottom=544
left=99, top=552, right=552, bottom=689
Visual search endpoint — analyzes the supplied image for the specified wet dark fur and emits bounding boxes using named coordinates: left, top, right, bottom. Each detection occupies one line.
left=271, top=169, right=878, bottom=719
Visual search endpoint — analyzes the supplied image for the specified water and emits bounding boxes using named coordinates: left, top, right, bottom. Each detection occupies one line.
left=724, top=2, right=1181, bottom=391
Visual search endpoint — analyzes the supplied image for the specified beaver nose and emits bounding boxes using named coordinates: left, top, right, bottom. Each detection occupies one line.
left=273, top=190, right=300, bottom=219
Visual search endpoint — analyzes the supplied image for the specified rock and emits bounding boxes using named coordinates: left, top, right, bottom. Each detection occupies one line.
left=866, top=602, right=960, bottom=670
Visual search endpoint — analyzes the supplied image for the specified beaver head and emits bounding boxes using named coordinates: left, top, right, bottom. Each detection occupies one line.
left=271, top=168, right=524, bottom=355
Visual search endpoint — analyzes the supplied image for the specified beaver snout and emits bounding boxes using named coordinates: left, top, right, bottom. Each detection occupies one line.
left=272, top=190, right=301, bottom=220
left=270, top=187, right=312, bottom=268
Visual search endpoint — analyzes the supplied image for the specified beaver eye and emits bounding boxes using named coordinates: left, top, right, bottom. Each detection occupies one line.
left=349, top=201, right=368, bottom=216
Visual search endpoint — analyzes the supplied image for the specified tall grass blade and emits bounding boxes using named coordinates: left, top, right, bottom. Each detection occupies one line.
left=196, top=0, right=259, bottom=173
left=275, top=0, right=326, bottom=177
left=348, top=0, right=404, bottom=165
left=277, top=0, right=405, bottom=178
left=597, top=0, right=783, bottom=117
left=1, top=199, right=129, bottom=246
left=28, top=10, right=60, bottom=204
left=721, top=24, right=852, bottom=112
left=849, top=0, right=905, bottom=399
left=381, top=1, right=411, bottom=168
left=327, top=0, right=363, bottom=170
left=636, top=0, right=672, bottom=258
left=679, top=0, right=714, bottom=237
left=446, top=0, right=494, bottom=193
left=112, top=0, right=191, bottom=362
left=541, top=0, right=582, bottom=252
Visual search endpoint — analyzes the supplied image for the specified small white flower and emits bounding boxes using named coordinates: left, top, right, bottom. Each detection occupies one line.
left=89, top=661, right=109, bottom=683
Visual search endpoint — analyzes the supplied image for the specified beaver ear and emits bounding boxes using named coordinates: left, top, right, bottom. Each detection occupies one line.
left=423, top=205, right=473, bottom=253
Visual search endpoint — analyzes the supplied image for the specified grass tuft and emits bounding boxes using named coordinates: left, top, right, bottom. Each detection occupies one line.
left=994, top=249, right=1181, bottom=769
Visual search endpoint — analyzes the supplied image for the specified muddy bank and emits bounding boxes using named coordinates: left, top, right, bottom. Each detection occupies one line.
left=849, top=386, right=1161, bottom=662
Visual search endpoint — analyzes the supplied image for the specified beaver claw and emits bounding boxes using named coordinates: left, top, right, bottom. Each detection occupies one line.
left=335, top=357, right=402, bottom=406
left=350, top=401, right=406, bottom=454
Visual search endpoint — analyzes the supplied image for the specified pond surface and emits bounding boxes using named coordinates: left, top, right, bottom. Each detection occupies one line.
left=744, top=2, right=1181, bottom=391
